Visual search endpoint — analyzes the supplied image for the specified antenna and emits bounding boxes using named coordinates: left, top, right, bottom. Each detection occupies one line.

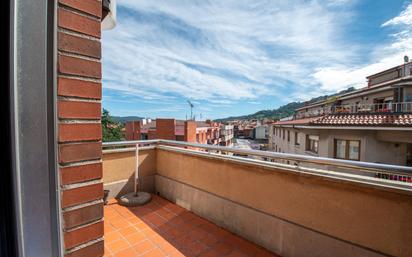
left=187, top=100, right=194, bottom=120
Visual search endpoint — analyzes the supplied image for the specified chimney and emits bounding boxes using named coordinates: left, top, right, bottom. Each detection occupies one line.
left=184, top=120, right=197, bottom=143
left=125, top=121, right=141, bottom=140
left=156, top=119, right=176, bottom=140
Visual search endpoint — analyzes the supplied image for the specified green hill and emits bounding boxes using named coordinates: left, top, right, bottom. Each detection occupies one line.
left=111, top=116, right=144, bottom=124
left=215, top=102, right=304, bottom=122
left=215, top=87, right=356, bottom=122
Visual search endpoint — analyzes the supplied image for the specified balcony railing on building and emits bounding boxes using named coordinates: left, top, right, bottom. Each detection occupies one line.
left=296, top=101, right=412, bottom=119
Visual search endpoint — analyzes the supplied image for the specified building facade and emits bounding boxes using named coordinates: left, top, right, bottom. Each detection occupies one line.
left=219, top=124, right=234, bottom=146
left=125, top=119, right=222, bottom=145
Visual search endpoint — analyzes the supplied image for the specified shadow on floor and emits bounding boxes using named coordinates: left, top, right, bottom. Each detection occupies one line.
left=104, top=194, right=279, bottom=257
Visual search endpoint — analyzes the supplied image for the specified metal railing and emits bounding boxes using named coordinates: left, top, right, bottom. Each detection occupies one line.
left=296, top=102, right=412, bottom=119
left=103, top=140, right=412, bottom=188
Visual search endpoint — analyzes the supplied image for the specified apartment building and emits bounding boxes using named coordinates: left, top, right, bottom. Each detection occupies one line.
left=125, top=119, right=222, bottom=145
left=269, top=61, right=412, bottom=166
left=219, top=124, right=234, bottom=146
left=253, top=124, right=269, bottom=141
left=231, top=119, right=265, bottom=139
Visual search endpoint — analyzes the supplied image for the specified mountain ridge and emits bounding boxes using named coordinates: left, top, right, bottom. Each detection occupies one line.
left=214, top=87, right=356, bottom=122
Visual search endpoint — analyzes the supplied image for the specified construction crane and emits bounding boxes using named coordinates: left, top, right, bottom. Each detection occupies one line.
left=187, top=100, right=194, bottom=120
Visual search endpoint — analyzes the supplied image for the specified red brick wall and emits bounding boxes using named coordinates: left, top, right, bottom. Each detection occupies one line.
left=125, top=121, right=141, bottom=140
left=148, top=129, right=157, bottom=140
left=184, top=121, right=197, bottom=143
left=57, top=1, right=104, bottom=256
left=156, top=119, right=176, bottom=140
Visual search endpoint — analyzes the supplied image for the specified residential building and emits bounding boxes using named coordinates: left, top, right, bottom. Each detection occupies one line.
left=253, top=124, right=268, bottom=141
left=125, top=119, right=222, bottom=145
left=269, top=62, right=412, bottom=166
left=219, top=124, right=234, bottom=146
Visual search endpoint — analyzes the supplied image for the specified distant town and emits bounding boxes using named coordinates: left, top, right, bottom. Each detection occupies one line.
left=113, top=60, right=412, bottom=170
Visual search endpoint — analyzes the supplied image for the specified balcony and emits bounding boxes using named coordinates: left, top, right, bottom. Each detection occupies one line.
left=296, top=102, right=412, bottom=119
left=103, top=140, right=412, bottom=257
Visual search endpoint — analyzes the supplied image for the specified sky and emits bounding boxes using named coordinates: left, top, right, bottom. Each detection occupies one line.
left=102, top=0, right=412, bottom=120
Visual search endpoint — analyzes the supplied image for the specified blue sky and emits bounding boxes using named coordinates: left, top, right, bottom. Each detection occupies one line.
left=102, top=0, right=412, bottom=119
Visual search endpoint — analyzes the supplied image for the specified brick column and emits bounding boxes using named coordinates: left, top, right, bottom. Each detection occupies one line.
left=184, top=121, right=197, bottom=143
left=57, top=1, right=104, bottom=256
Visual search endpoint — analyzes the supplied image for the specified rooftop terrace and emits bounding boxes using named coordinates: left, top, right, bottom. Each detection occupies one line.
left=102, top=140, right=412, bottom=257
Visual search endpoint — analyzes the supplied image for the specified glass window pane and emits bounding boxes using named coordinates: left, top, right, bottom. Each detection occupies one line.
left=336, top=140, right=346, bottom=159
left=314, top=140, right=318, bottom=153
left=349, top=141, right=360, bottom=160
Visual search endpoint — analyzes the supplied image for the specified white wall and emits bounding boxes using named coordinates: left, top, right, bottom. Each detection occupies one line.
left=269, top=126, right=410, bottom=166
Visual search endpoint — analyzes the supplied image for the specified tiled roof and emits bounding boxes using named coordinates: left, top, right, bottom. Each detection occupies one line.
left=309, top=114, right=412, bottom=127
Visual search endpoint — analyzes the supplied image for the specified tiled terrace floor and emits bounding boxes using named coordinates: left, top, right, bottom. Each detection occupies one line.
left=104, top=195, right=279, bottom=257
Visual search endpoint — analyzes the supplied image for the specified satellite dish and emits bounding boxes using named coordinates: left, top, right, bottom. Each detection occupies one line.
left=404, top=55, right=409, bottom=63
left=102, top=0, right=117, bottom=30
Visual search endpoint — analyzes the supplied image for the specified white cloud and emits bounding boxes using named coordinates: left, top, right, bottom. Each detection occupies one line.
left=102, top=0, right=357, bottom=104
left=382, top=4, right=412, bottom=27
left=102, top=0, right=412, bottom=115
left=312, top=3, right=412, bottom=94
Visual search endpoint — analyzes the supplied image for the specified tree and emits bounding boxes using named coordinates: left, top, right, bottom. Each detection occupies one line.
left=102, top=108, right=124, bottom=142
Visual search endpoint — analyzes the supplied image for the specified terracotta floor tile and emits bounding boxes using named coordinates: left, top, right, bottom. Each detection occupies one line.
left=199, top=249, right=221, bottom=257
left=105, top=222, right=116, bottom=234
left=185, top=240, right=208, bottom=256
left=157, top=241, right=177, bottom=254
left=212, top=242, right=234, bottom=255
left=254, top=248, right=279, bottom=257
left=106, top=231, right=123, bottom=243
left=119, top=211, right=135, bottom=219
left=198, top=222, right=217, bottom=233
left=125, top=231, right=146, bottom=245
left=141, top=228, right=157, bottom=237
left=173, top=235, right=195, bottom=249
left=144, top=213, right=167, bottom=227
left=119, top=226, right=140, bottom=237
left=202, top=233, right=220, bottom=247
left=114, top=247, right=137, bottom=257
left=237, top=240, right=259, bottom=256
left=168, top=250, right=186, bottom=257
left=164, top=203, right=186, bottom=215
left=188, top=228, right=208, bottom=241
left=166, top=227, right=184, bottom=239
left=133, top=240, right=156, bottom=255
left=141, top=248, right=167, bottom=257
left=181, top=222, right=196, bottom=232
left=149, top=234, right=168, bottom=246
left=110, top=219, right=131, bottom=230
left=107, top=239, right=130, bottom=254
left=135, top=222, right=151, bottom=231
left=105, top=246, right=114, bottom=257
left=223, top=234, right=245, bottom=247
left=127, top=216, right=144, bottom=225
left=227, top=249, right=249, bottom=257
